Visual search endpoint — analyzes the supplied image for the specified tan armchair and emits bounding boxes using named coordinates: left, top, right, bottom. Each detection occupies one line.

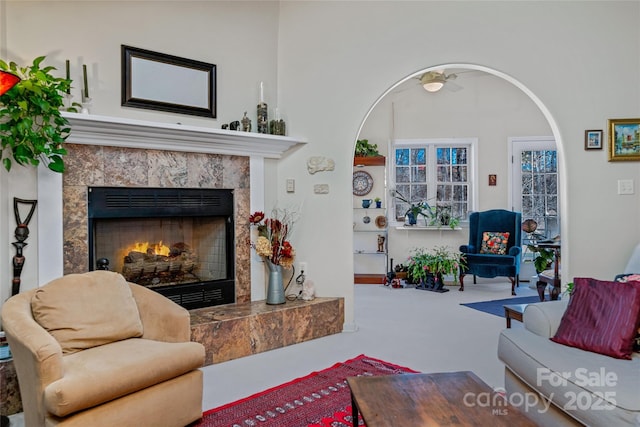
left=1, top=270, right=205, bottom=427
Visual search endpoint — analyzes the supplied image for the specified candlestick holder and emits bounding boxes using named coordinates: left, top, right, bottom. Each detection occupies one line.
left=257, top=102, right=268, bottom=134
left=269, top=107, right=286, bottom=135
left=81, top=96, right=92, bottom=114
left=64, top=93, right=82, bottom=113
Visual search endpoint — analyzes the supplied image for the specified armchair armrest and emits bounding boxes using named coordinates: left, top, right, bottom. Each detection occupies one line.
left=459, top=244, right=476, bottom=254
left=523, top=299, right=569, bottom=338
left=129, top=283, right=192, bottom=342
left=1, top=290, right=64, bottom=425
left=508, top=246, right=522, bottom=257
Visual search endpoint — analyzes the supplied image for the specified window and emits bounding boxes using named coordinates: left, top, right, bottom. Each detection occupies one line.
left=510, top=137, right=559, bottom=239
left=392, top=139, right=475, bottom=224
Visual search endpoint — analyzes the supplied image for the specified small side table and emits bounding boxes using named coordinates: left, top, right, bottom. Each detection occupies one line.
left=536, top=242, right=561, bottom=301
left=504, top=303, right=528, bottom=328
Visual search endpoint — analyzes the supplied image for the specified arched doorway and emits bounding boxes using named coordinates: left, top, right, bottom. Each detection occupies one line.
left=352, top=64, right=567, bottom=286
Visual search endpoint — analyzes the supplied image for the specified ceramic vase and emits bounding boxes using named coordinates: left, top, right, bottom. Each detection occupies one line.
left=406, top=213, right=417, bottom=225
left=266, top=259, right=285, bottom=304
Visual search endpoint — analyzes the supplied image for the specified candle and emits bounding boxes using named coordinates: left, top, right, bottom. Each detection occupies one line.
left=65, top=60, right=70, bottom=94
left=83, top=64, right=89, bottom=98
left=259, top=81, right=264, bottom=103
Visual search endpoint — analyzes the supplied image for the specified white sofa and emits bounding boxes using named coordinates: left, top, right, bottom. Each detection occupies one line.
left=498, top=300, right=640, bottom=426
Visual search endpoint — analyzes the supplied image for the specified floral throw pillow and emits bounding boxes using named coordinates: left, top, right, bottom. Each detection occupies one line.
left=479, top=231, right=510, bottom=255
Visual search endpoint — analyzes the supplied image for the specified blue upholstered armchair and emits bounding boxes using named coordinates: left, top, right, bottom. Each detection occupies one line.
left=459, top=209, right=522, bottom=295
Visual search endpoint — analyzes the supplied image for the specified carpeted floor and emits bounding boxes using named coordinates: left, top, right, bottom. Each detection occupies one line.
left=196, top=354, right=418, bottom=427
left=460, top=295, right=543, bottom=318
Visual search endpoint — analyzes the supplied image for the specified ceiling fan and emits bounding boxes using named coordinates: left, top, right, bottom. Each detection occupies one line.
left=419, top=71, right=462, bottom=92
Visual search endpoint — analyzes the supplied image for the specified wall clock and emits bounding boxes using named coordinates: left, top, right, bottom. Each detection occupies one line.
left=352, top=170, right=374, bottom=196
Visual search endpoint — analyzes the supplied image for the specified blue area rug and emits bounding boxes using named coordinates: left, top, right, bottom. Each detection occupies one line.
left=460, top=295, right=543, bottom=318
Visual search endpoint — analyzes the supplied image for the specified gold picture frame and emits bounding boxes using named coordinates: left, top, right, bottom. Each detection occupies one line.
left=608, top=118, right=640, bottom=161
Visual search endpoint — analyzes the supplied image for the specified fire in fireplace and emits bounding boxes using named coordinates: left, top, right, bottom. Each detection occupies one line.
left=88, top=187, right=235, bottom=309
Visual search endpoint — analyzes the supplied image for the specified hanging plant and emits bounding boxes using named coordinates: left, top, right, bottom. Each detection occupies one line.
left=0, top=56, right=72, bottom=173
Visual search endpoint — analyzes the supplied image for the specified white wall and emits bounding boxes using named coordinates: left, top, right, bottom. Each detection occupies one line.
left=2, top=1, right=640, bottom=332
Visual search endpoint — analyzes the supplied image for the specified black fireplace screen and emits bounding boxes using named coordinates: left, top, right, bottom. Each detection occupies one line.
left=88, top=187, right=235, bottom=309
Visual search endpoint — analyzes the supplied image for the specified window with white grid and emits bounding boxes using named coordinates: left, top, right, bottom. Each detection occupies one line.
left=392, top=139, right=475, bottom=224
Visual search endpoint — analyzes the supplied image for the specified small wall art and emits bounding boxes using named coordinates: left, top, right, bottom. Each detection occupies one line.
left=584, top=129, right=602, bottom=150
left=608, top=118, right=640, bottom=161
left=488, top=174, right=497, bottom=186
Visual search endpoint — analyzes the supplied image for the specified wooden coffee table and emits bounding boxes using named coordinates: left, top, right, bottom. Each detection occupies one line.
left=347, top=371, right=536, bottom=426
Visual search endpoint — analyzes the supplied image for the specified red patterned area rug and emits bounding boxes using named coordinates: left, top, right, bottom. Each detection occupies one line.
left=196, top=354, right=419, bottom=427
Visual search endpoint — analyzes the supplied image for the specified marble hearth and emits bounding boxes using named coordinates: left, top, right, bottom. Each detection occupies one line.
left=191, top=297, right=344, bottom=365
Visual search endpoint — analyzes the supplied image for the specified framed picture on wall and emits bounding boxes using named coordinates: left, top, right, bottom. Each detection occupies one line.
left=608, top=118, right=640, bottom=161
left=584, top=129, right=602, bottom=150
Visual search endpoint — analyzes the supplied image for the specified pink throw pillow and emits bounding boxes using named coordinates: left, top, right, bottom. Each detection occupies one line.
left=551, top=277, right=640, bottom=359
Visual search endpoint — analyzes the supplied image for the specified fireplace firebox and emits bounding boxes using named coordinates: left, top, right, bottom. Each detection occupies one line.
left=88, top=187, right=235, bottom=309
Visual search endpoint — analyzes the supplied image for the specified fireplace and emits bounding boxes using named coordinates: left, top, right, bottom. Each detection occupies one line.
left=88, top=186, right=235, bottom=309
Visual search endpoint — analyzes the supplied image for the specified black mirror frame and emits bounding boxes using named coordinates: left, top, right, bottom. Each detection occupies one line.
left=121, top=45, right=216, bottom=118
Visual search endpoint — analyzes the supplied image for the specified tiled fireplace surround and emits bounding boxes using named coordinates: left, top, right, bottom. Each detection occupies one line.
left=62, top=143, right=253, bottom=301
left=54, top=114, right=345, bottom=366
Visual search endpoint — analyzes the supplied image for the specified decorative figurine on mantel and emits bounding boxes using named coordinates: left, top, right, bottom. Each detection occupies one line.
left=257, top=81, right=268, bottom=134
left=241, top=112, right=252, bottom=132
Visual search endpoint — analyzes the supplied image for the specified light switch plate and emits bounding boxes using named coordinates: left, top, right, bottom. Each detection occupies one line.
left=286, top=178, right=295, bottom=193
left=618, top=179, right=634, bottom=195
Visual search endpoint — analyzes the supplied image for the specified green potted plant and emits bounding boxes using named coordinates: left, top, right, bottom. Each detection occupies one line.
left=527, top=245, right=555, bottom=274
left=428, top=205, right=461, bottom=230
left=563, top=281, right=574, bottom=298
left=354, top=139, right=380, bottom=157
left=407, top=246, right=466, bottom=287
left=0, top=56, right=73, bottom=172
left=374, top=197, right=382, bottom=208
left=391, top=189, right=433, bottom=226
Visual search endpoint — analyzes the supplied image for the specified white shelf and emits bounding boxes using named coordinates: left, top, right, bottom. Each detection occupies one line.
left=395, top=226, right=462, bottom=231
left=62, top=112, right=307, bottom=158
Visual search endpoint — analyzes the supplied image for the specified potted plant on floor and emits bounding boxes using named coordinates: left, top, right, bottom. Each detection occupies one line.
left=0, top=56, right=72, bottom=172
left=407, top=246, right=466, bottom=292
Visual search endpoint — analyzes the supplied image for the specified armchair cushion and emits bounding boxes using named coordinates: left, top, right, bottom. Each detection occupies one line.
left=551, top=277, right=640, bottom=359
left=479, top=231, right=510, bottom=254
left=31, top=271, right=143, bottom=355
left=43, top=338, right=205, bottom=417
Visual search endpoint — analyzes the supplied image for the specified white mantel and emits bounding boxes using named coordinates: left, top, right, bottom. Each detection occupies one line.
left=62, top=112, right=307, bottom=158
left=39, top=113, right=306, bottom=299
